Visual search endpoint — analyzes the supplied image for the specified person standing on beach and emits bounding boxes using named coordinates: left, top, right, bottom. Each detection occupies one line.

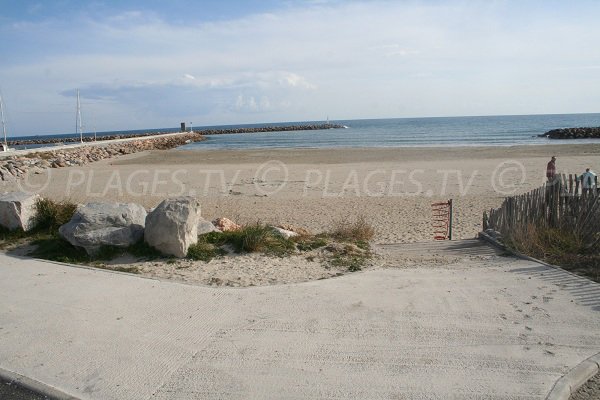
left=581, top=168, right=597, bottom=195
left=546, top=156, right=557, bottom=183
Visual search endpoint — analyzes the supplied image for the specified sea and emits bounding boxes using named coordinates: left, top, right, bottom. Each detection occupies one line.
left=13, top=113, right=600, bottom=151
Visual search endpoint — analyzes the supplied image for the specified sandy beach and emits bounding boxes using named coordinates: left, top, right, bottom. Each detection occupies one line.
left=2, top=143, right=600, bottom=286
left=5, top=143, right=600, bottom=243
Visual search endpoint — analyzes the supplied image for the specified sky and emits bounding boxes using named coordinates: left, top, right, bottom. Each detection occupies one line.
left=1, top=0, right=599, bottom=136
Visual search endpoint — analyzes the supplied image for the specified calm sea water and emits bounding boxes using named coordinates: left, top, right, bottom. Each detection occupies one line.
left=14, top=113, right=600, bottom=150
left=179, top=114, right=600, bottom=150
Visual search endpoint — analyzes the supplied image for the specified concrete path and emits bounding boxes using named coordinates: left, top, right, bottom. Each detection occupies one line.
left=0, top=242, right=599, bottom=399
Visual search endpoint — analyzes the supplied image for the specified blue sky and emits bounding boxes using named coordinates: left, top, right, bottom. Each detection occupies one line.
left=1, top=0, right=599, bottom=136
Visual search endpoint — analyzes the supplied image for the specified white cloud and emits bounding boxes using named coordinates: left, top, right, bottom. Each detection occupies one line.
left=277, top=72, right=317, bottom=89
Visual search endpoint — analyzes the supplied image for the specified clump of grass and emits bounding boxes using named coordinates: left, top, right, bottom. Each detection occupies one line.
left=507, top=223, right=585, bottom=262
left=34, top=198, right=77, bottom=232
left=201, top=224, right=295, bottom=256
left=187, top=237, right=226, bottom=262
left=506, top=223, right=599, bottom=283
left=329, top=216, right=375, bottom=243
left=295, top=235, right=328, bottom=252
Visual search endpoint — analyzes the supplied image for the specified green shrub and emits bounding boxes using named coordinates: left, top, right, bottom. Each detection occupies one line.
left=34, top=198, right=77, bottom=232
left=200, top=224, right=295, bottom=256
left=187, top=239, right=225, bottom=262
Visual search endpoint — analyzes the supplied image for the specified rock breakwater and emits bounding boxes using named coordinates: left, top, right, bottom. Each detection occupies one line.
left=9, top=124, right=345, bottom=147
left=0, top=132, right=203, bottom=182
left=198, top=123, right=345, bottom=135
left=539, top=127, right=600, bottom=139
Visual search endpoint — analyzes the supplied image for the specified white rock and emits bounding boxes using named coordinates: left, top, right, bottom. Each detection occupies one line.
left=0, top=191, right=40, bottom=231
left=58, top=202, right=147, bottom=255
left=198, top=218, right=220, bottom=235
left=271, top=226, right=299, bottom=239
left=145, top=197, right=201, bottom=258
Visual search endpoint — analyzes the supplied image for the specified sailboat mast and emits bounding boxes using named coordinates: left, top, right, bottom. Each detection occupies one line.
left=76, top=89, right=83, bottom=143
left=0, top=93, right=7, bottom=149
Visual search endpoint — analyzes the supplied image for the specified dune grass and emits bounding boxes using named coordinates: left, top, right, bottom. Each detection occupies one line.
left=328, top=216, right=375, bottom=243
left=506, top=223, right=599, bottom=283
left=33, top=198, right=77, bottom=232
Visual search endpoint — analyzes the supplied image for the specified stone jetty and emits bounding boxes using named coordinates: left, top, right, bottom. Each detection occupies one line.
left=539, top=127, right=600, bottom=139
left=8, top=124, right=344, bottom=147
left=197, top=123, right=345, bottom=136
left=0, top=132, right=203, bottom=182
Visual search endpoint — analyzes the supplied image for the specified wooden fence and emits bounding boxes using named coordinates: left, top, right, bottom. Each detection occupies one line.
left=483, top=173, right=600, bottom=249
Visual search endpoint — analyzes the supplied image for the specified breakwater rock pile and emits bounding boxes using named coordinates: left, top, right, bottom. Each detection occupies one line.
left=8, top=131, right=177, bottom=146
left=8, top=124, right=345, bottom=146
left=539, top=127, right=600, bottom=139
left=198, top=123, right=345, bottom=135
left=0, top=133, right=203, bottom=182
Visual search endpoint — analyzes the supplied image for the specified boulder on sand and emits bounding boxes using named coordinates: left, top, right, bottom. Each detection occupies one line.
left=58, top=202, right=147, bottom=255
left=198, top=218, right=220, bottom=235
left=145, top=197, right=201, bottom=258
left=0, top=191, right=40, bottom=231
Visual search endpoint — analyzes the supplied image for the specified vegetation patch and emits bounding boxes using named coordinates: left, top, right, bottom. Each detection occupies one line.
left=505, top=223, right=599, bottom=283
left=2, top=200, right=376, bottom=277
left=125, top=240, right=164, bottom=260
left=329, top=216, right=375, bottom=243
left=324, top=242, right=372, bottom=272
left=33, top=198, right=77, bottom=233
left=203, top=224, right=296, bottom=257
left=187, top=238, right=226, bottom=262
left=29, top=234, right=91, bottom=264
left=294, top=235, right=328, bottom=251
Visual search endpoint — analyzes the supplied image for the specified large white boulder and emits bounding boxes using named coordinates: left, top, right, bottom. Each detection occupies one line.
left=145, top=197, right=201, bottom=258
left=0, top=191, right=40, bottom=231
left=58, top=202, right=147, bottom=255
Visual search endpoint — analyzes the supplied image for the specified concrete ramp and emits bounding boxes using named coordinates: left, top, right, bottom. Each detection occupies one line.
left=377, top=238, right=501, bottom=257
left=1, top=246, right=599, bottom=399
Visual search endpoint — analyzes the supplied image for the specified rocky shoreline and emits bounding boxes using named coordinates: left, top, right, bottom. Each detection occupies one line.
left=0, top=132, right=204, bottom=182
left=8, top=124, right=345, bottom=146
left=539, top=127, right=600, bottom=139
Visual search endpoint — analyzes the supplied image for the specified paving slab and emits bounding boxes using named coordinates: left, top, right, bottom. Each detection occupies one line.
left=0, top=244, right=598, bottom=399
